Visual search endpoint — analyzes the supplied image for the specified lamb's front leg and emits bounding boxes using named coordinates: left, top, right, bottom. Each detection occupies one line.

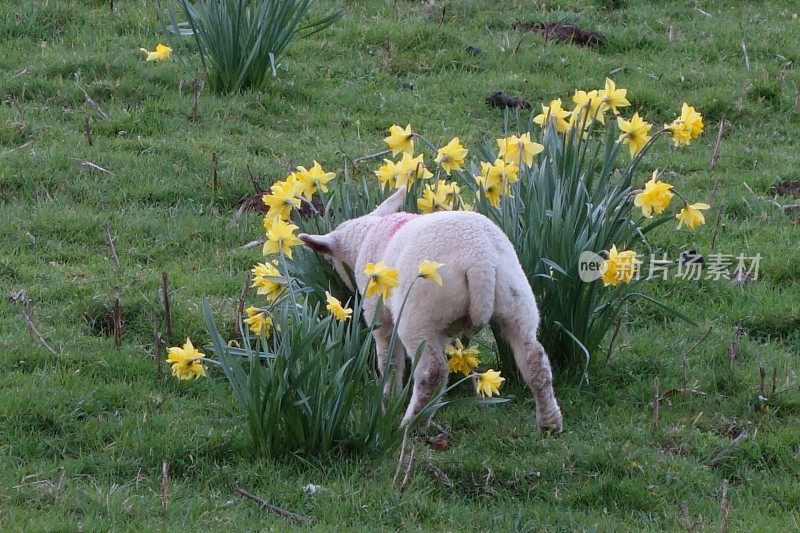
left=399, top=333, right=448, bottom=428
left=366, top=302, right=404, bottom=399
left=373, top=325, right=406, bottom=398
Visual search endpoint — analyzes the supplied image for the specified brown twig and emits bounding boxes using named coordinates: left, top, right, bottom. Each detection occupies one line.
left=10, top=291, right=60, bottom=357
left=735, top=83, right=753, bottom=113
left=657, top=388, right=706, bottom=402
left=76, top=84, right=109, bottom=120
left=740, top=42, right=749, bottom=70
left=241, top=238, right=266, bottom=250
left=652, top=377, right=660, bottom=427
left=211, top=152, right=219, bottom=196
left=512, top=33, right=529, bottom=55
left=106, top=227, right=120, bottom=269
left=247, top=165, right=265, bottom=193
left=695, top=6, right=712, bottom=18
left=727, top=326, right=743, bottom=369
left=709, top=117, right=727, bottom=169
left=709, top=204, right=725, bottom=251
left=353, top=149, right=391, bottom=165
left=425, top=463, right=453, bottom=488
left=236, top=271, right=250, bottom=340
left=399, top=441, right=417, bottom=493
left=8, top=68, right=28, bottom=81
left=758, top=365, right=766, bottom=399
left=680, top=502, right=694, bottom=532
left=719, top=479, right=730, bottom=533
left=161, top=272, right=173, bottom=341
left=392, top=427, right=410, bottom=486
left=113, top=290, right=123, bottom=348
left=161, top=461, right=169, bottom=515
left=771, top=367, right=777, bottom=395
left=190, top=78, right=204, bottom=122
left=794, top=86, right=800, bottom=111
left=482, top=466, right=498, bottom=496
left=72, top=159, right=112, bottom=175
left=84, top=116, right=93, bottom=147
left=709, top=175, right=722, bottom=203
left=709, top=431, right=749, bottom=468
left=682, top=327, right=713, bottom=395
left=154, top=329, right=163, bottom=380
left=233, top=485, right=308, bottom=524
left=605, top=315, right=622, bottom=362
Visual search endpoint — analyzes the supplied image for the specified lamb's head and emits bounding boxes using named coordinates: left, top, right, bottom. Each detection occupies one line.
left=298, top=188, right=406, bottom=284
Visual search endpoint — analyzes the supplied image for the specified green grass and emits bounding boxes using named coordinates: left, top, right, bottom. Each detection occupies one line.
left=1, top=0, right=800, bottom=529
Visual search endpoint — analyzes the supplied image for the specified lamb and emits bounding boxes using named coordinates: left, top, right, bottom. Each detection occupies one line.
left=298, top=188, right=562, bottom=432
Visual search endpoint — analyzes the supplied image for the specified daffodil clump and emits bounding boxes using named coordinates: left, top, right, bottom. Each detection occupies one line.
left=336, top=79, right=712, bottom=375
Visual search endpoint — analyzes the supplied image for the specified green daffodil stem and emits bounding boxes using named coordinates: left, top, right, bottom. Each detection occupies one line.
left=671, top=188, right=690, bottom=205
left=277, top=250, right=300, bottom=317
left=412, top=133, right=440, bottom=153
left=625, top=128, right=669, bottom=178
left=385, top=277, right=420, bottom=378
left=299, top=196, right=319, bottom=215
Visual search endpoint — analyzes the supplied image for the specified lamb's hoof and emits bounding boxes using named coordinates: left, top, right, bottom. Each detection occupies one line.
left=425, top=432, right=450, bottom=451
left=537, top=408, right=563, bottom=435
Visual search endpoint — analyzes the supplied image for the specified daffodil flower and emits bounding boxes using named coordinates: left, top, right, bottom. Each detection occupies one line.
left=418, top=260, right=444, bottom=286
left=166, top=338, right=206, bottom=380
left=325, top=291, right=353, bottom=321
left=263, top=218, right=302, bottom=258
left=244, top=306, right=273, bottom=336
left=617, top=113, right=653, bottom=157
left=250, top=261, right=285, bottom=301
left=364, top=261, right=400, bottom=300
left=634, top=172, right=673, bottom=218
left=446, top=339, right=480, bottom=375
left=600, top=245, right=638, bottom=286
left=384, top=124, right=414, bottom=155
left=676, top=203, right=710, bottom=229
left=475, top=369, right=504, bottom=397
left=435, top=137, right=469, bottom=174
left=598, top=77, right=630, bottom=114
left=496, top=133, right=543, bottom=167
left=139, top=44, right=172, bottom=62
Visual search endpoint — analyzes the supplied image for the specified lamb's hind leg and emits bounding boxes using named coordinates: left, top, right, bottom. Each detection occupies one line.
left=497, top=307, right=562, bottom=433
left=398, top=332, right=448, bottom=428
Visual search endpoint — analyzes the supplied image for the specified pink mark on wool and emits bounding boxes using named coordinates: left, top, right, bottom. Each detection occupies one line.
left=386, top=213, right=419, bottom=238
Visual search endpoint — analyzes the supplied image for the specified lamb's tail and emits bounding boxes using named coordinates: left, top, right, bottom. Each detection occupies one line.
left=466, top=266, right=496, bottom=329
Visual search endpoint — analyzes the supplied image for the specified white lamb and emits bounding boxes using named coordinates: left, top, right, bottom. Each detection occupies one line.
left=299, top=188, right=562, bottom=432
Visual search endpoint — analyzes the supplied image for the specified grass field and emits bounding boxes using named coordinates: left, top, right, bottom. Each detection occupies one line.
left=1, top=0, right=800, bottom=530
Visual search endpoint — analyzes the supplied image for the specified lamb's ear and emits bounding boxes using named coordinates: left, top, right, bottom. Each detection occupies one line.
left=372, top=187, right=407, bottom=216
left=298, top=233, right=337, bottom=255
